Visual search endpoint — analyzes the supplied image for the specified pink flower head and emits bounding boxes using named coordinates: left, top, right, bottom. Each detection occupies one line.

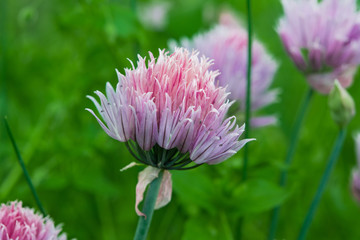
left=278, top=0, right=360, bottom=94
left=0, top=201, right=67, bottom=240
left=173, top=14, right=279, bottom=128
left=87, top=48, right=253, bottom=168
left=352, top=133, right=360, bottom=203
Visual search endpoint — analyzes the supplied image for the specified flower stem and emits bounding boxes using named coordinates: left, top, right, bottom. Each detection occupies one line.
left=297, top=128, right=346, bottom=240
left=130, top=0, right=136, bottom=12
left=268, top=88, right=313, bottom=240
left=0, top=0, right=8, bottom=118
left=243, top=0, right=253, bottom=182
left=134, top=170, right=164, bottom=240
left=4, top=117, right=47, bottom=216
left=130, top=0, right=139, bottom=59
left=236, top=0, right=252, bottom=238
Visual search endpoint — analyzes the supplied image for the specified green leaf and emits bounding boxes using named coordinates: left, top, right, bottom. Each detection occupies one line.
left=105, top=4, right=139, bottom=40
left=233, top=178, right=289, bottom=215
left=172, top=169, right=218, bottom=214
left=73, top=172, right=118, bottom=196
left=181, top=212, right=233, bottom=240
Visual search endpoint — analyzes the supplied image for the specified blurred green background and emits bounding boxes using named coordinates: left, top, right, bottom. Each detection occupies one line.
left=1, top=0, right=360, bottom=239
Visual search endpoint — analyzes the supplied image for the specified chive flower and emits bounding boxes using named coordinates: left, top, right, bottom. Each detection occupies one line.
left=172, top=12, right=279, bottom=128
left=87, top=48, right=252, bottom=167
left=0, top=201, right=67, bottom=240
left=86, top=48, right=253, bottom=215
left=278, top=0, right=360, bottom=94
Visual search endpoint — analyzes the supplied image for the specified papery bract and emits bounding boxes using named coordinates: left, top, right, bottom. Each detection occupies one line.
left=278, top=0, right=360, bottom=94
left=135, top=167, right=172, bottom=217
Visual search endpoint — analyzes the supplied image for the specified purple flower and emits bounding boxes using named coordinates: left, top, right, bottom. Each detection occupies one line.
left=87, top=48, right=254, bottom=215
left=86, top=48, right=253, bottom=167
left=352, top=133, right=360, bottom=203
left=278, top=0, right=360, bottom=94
left=0, top=201, right=67, bottom=240
left=172, top=13, right=279, bottom=128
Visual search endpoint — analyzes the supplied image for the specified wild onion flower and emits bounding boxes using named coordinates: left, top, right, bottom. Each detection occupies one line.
left=278, top=0, right=360, bottom=94
left=0, top=201, right=67, bottom=240
left=87, top=48, right=251, bottom=166
left=86, top=48, right=253, bottom=215
left=352, top=133, right=360, bottom=202
left=172, top=13, right=279, bottom=128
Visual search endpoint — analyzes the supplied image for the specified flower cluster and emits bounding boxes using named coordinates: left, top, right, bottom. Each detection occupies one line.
left=173, top=12, right=279, bottom=128
left=278, top=0, right=360, bottom=94
left=87, top=48, right=252, bottom=168
left=0, top=201, right=67, bottom=240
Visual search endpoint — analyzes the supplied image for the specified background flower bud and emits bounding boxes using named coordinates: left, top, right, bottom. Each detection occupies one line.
left=328, top=81, right=356, bottom=127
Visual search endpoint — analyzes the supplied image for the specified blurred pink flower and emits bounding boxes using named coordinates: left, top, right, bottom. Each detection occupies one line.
left=87, top=48, right=253, bottom=167
left=352, top=133, right=360, bottom=202
left=173, top=14, right=279, bottom=128
left=278, top=0, right=360, bottom=94
left=0, top=201, right=67, bottom=240
left=138, top=2, right=171, bottom=31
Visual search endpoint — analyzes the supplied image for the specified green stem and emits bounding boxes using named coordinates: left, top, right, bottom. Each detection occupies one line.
left=134, top=170, right=164, bottom=240
left=268, top=88, right=313, bottom=240
left=4, top=117, right=47, bottom=216
left=0, top=0, right=7, bottom=118
left=242, top=0, right=252, bottom=182
left=130, top=0, right=136, bottom=12
left=236, top=0, right=252, bottom=239
left=280, top=89, right=313, bottom=186
left=297, top=128, right=346, bottom=240
left=130, top=0, right=139, bottom=59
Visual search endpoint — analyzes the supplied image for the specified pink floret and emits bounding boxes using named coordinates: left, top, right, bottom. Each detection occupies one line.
left=87, top=48, right=253, bottom=165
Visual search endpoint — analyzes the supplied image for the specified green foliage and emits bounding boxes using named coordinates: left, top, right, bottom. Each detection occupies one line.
left=1, top=0, right=360, bottom=239
left=182, top=213, right=233, bottom=240
left=233, top=179, right=289, bottom=215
